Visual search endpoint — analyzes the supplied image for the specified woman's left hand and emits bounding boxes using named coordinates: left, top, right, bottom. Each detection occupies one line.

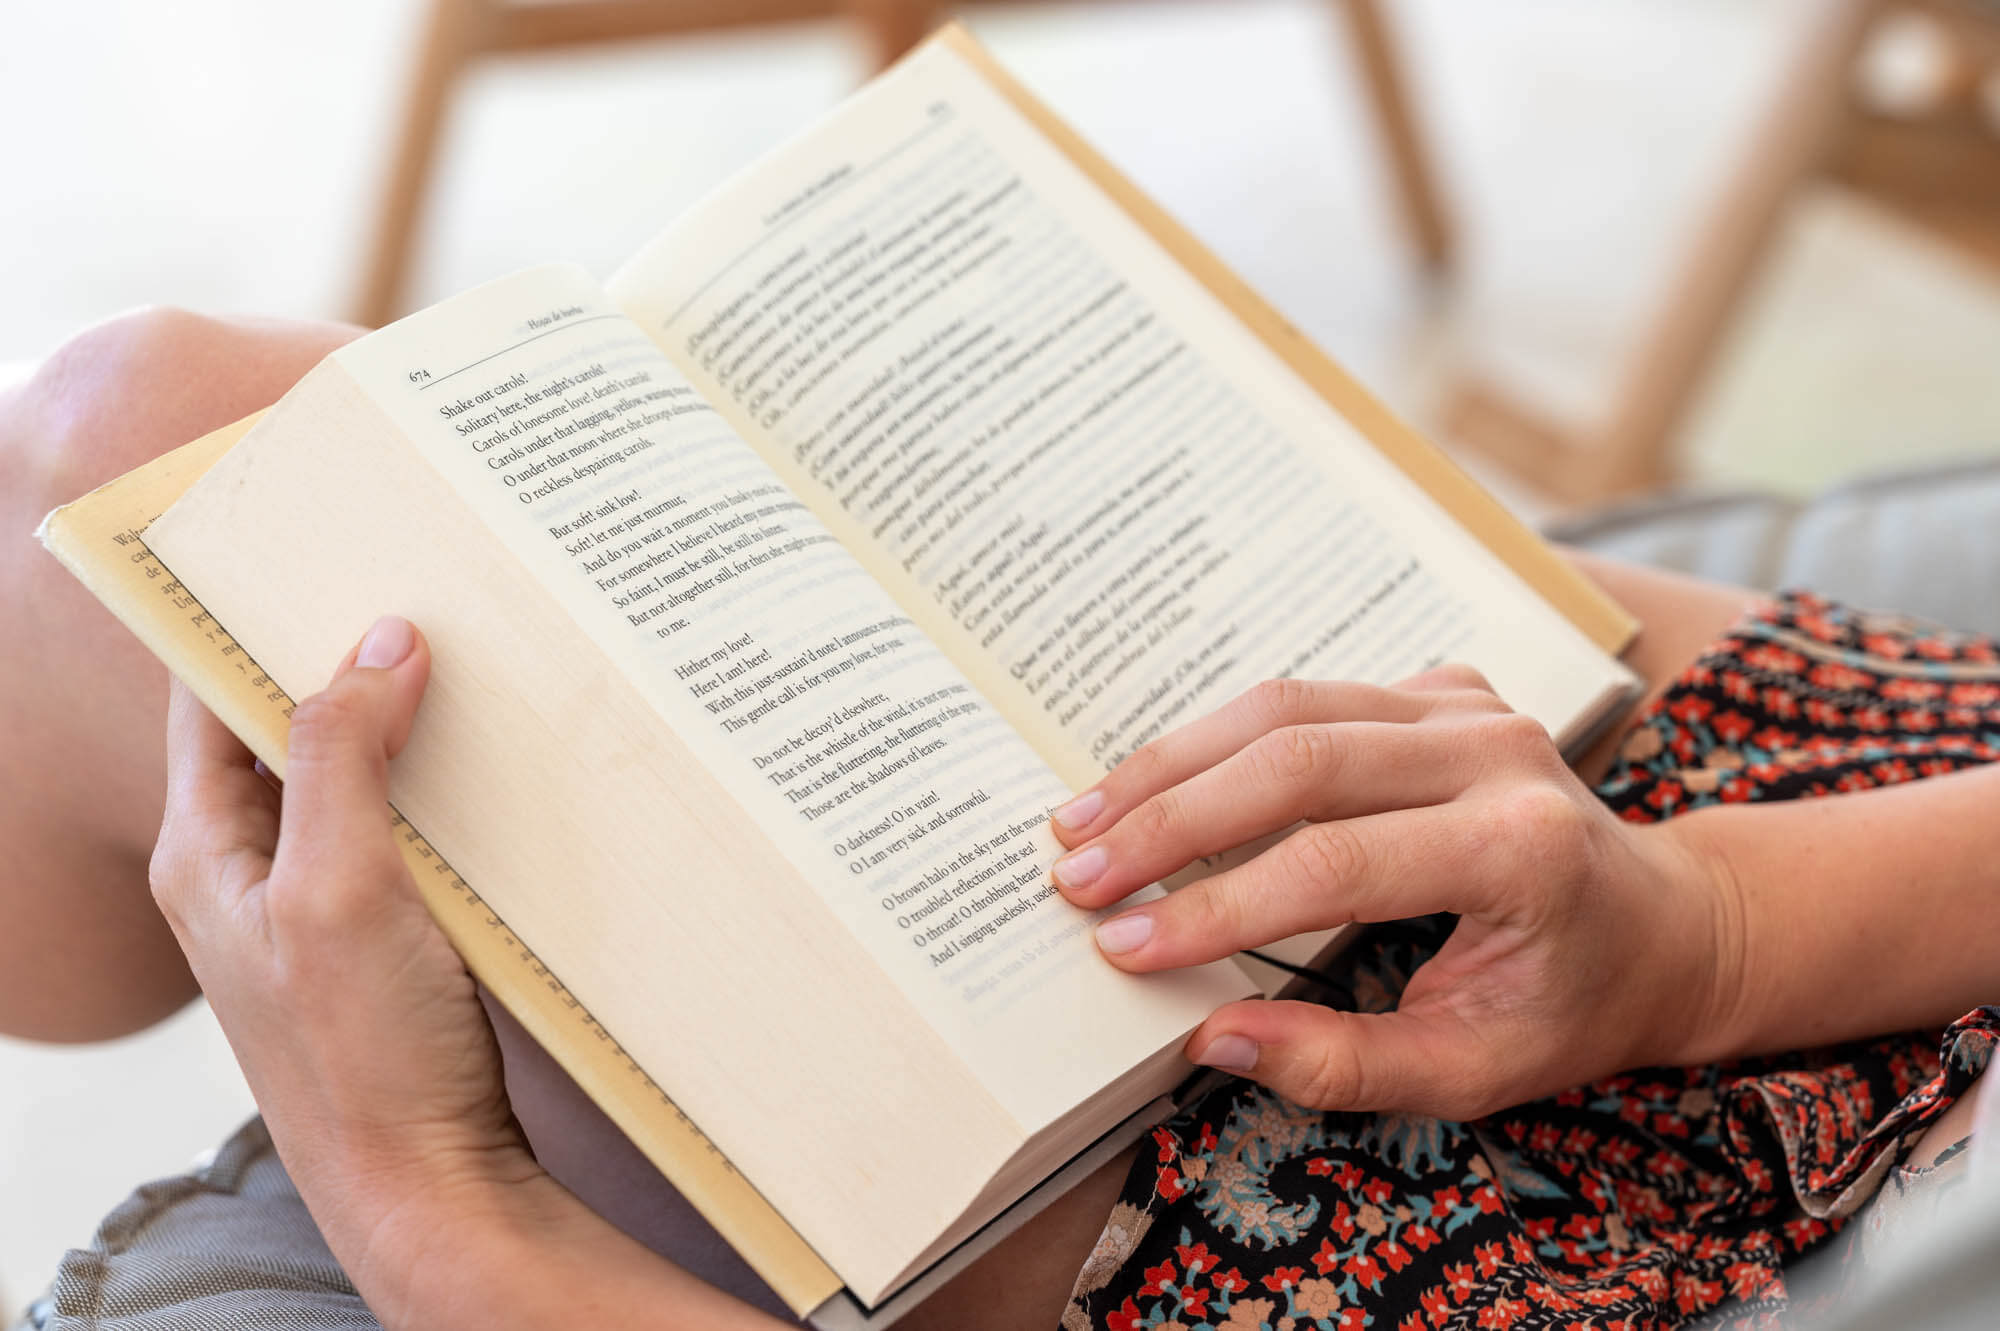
left=152, top=615, right=793, bottom=1329
left=150, top=616, right=548, bottom=1312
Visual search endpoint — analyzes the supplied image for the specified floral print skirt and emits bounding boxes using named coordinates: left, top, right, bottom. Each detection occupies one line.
left=1063, top=592, right=2000, bottom=1331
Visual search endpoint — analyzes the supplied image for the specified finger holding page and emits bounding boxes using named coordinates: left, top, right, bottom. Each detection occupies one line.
left=1050, top=678, right=1475, bottom=847
left=1049, top=720, right=1488, bottom=909
left=1087, top=805, right=1509, bottom=971
left=273, top=616, right=433, bottom=908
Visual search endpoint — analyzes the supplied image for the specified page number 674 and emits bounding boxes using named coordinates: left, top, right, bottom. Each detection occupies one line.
left=407, top=368, right=432, bottom=384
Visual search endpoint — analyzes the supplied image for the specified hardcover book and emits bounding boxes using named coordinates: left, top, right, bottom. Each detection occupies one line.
left=40, top=25, right=1638, bottom=1322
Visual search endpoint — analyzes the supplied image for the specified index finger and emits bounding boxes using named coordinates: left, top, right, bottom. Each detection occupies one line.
left=1090, top=802, right=1517, bottom=973
left=1052, top=679, right=1452, bottom=846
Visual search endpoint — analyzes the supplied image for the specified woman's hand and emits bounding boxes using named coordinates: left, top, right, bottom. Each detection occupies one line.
left=151, top=616, right=787, bottom=1329
left=1048, top=670, right=1745, bottom=1121
left=151, top=616, right=544, bottom=1309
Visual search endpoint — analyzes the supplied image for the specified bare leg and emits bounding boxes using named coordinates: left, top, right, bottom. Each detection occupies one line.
left=0, top=308, right=358, bottom=1041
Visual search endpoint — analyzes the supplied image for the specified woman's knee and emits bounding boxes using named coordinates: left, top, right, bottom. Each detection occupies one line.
left=12, top=306, right=361, bottom=496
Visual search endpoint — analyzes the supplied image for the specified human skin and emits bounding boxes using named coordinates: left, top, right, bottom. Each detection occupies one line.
left=19, top=309, right=1995, bottom=1326
left=1, top=309, right=357, bottom=1040
left=1051, top=594, right=2000, bottom=1115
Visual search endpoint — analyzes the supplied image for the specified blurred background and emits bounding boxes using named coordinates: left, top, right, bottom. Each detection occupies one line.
left=3, top=0, right=1998, bottom=1317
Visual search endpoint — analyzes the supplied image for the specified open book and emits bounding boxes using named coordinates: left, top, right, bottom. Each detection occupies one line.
left=41, top=26, right=1638, bottom=1320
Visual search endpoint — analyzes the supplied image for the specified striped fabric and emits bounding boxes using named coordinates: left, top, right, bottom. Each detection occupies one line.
left=15, top=1118, right=378, bottom=1331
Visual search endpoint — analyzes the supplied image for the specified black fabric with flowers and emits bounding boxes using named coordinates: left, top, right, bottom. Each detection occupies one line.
left=1061, top=592, right=2000, bottom=1331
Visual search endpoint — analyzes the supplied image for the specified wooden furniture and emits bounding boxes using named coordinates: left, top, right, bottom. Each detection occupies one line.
left=1445, top=0, right=2000, bottom=505
left=349, top=0, right=1453, bottom=329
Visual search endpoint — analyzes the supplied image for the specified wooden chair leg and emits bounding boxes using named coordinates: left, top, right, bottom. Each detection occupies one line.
left=351, top=0, right=491, bottom=329
left=845, top=0, right=937, bottom=70
left=1444, top=0, right=1883, bottom=503
left=1333, top=0, right=1454, bottom=273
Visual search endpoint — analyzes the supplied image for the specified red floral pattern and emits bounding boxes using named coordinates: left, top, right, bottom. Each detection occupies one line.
left=1067, top=593, right=2000, bottom=1329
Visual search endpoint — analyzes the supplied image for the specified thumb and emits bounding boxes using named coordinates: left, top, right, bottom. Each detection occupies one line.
left=1186, top=998, right=1508, bottom=1121
left=275, top=615, right=432, bottom=885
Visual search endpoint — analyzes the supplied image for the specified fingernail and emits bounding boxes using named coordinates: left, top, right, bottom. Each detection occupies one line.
left=356, top=615, right=415, bottom=670
left=1094, top=910, right=1152, bottom=954
left=1053, top=789, right=1104, bottom=830
left=1194, top=1034, right=1258, bottom=1074
left=1053, top=845, right=1108, bottom=891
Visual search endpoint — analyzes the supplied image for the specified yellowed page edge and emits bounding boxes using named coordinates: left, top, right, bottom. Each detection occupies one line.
left=35, top=419, right=842, bottom=1316
left=935, top=24, right=1637, bottom=658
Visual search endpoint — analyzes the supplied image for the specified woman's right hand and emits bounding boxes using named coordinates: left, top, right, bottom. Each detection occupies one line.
left=1048, top=671, right=1748, bottom=1120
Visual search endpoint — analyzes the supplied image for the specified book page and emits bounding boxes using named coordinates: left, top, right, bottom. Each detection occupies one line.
left=305, top=265, right=1251, bottom=1126
left=610, top=38, right=1635, bottom=797
left=145, top=266, right=1252, bottom=1300
left=34, top=422, right=842, bottom=1314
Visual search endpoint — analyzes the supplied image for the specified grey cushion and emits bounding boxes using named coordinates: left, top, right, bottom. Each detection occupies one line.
left=1548, top=457, right=2000, bottom=637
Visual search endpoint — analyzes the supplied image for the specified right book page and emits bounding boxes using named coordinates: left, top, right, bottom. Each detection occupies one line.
left=610, top=29, right=1637, bottom=796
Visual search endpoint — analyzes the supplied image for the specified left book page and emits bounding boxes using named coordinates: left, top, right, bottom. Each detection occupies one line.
left=34, top=419, right=842, bottom=1313
left=139, top=263, right=1253, bottom=1305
